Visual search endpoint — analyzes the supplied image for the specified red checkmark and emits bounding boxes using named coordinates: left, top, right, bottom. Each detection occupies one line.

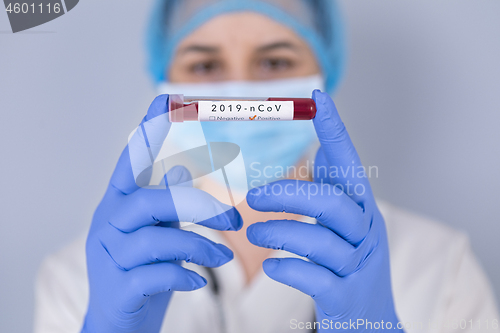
left=249, top=115, right=257, bottom=120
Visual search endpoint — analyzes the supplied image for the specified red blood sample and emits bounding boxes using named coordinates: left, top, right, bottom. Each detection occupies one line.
left=168, top=95, right=316, bottom=122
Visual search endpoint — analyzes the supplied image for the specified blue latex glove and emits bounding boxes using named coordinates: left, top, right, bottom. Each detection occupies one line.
left=82, top=95, right=242, bottom=333
left=246, top=90, right=403, bottom=332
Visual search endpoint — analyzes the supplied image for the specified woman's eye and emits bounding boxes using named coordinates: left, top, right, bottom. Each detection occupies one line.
left=189, top=60, right=223, bottom=76
left=258, top=58, right=294, bottom=72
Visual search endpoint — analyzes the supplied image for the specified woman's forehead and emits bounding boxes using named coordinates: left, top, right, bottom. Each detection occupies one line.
left=166, top=0, right=316, bottom=34
left=176, top=12, right=306, bottom=49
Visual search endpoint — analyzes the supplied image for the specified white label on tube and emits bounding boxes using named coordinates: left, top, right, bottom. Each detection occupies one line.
left=198, top=101, right=294, bottom=121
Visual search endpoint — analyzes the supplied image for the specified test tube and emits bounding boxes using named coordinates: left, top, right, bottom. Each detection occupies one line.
left=168, top=94, right=316, bottom=122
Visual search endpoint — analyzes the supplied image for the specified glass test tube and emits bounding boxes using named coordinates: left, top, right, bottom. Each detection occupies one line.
left=168, top=94, right=316, bottom=122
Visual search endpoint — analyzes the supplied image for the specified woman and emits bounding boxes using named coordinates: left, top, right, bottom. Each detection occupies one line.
left=34, top=1, right=499, bottom=332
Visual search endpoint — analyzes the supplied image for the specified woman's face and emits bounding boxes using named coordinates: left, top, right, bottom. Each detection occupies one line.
left=169, top=12, right=320, bottom=83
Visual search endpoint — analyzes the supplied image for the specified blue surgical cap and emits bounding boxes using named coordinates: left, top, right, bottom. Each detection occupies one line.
left=146, top=0, right=345, bottom=93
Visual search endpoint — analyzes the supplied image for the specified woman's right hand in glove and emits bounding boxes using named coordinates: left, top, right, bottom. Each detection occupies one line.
left=82, top=95, right=242, bottom=333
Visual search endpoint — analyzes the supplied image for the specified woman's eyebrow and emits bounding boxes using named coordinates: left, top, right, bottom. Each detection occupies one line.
left=179, top=45, right=220, bottom=55
left=256, top=41, right=298, bottom=53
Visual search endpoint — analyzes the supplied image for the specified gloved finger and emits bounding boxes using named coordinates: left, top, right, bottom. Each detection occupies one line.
left=247, top=220, right=361, bottom=276
left=262, top=257, right=341, bottom=308
left=109, top=94, right=170, bottom=195
left=312, top=90, right=372, bottom=204
left=109, top=186, right=243, bottom=233
left=247, top=180, right=369, bottom=245
left=101, top=225, right=233, bottom=270
left=145, top=165, right=192, bottom=224
left=313, top=147, right=330, bottom=184
left=162, top=165, right=192, bottom=188
left=121, top=262, right=206, bottom=313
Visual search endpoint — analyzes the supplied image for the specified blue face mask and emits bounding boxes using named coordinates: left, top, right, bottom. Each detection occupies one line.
left=158, top=74, right=323, bottom=189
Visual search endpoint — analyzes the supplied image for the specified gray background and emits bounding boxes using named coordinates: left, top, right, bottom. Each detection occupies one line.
left=0, top=0, right=499, bottom=331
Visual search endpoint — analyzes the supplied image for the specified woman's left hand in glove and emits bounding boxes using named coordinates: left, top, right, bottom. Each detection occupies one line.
left=246, top=90, right=403, bottom=332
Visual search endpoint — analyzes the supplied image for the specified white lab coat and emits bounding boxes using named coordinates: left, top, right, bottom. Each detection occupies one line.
left=34, top=201, right=499, bottom=332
